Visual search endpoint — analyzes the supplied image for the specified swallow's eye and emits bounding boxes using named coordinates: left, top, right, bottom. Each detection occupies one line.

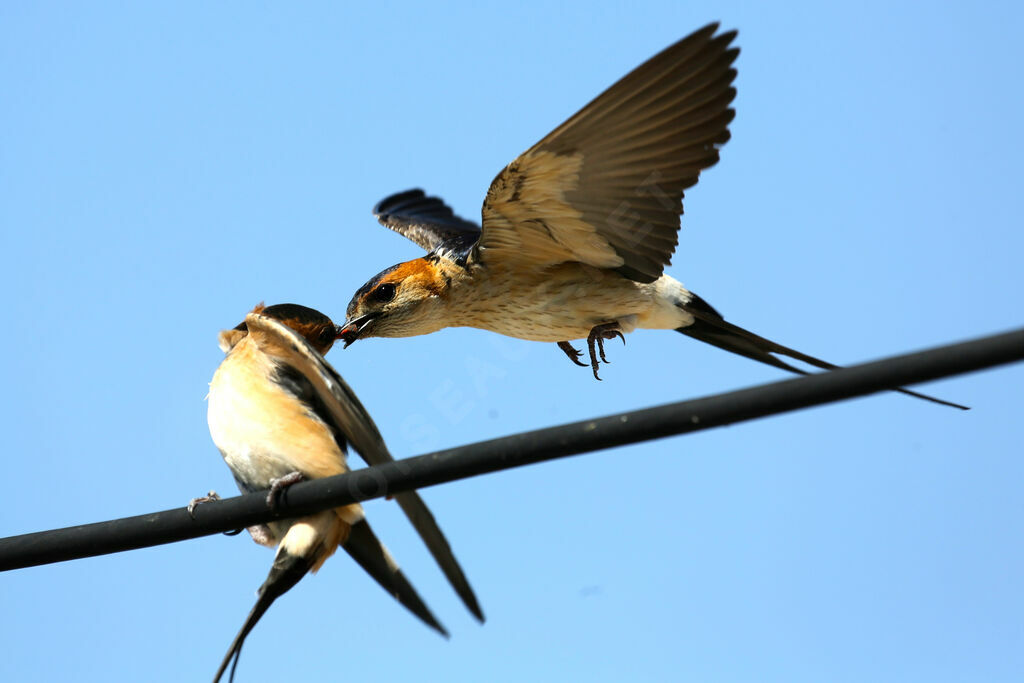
left=318, top=325, right=336, bottom=346
left=369, top=282, right=396, bottom=304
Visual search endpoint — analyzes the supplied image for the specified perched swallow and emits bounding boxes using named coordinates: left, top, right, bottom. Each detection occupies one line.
left=340, top=24, right=964, bottom=409
left=206, top=303, right=483, bottom=682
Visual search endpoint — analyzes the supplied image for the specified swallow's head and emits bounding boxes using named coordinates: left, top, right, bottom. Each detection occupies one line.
left=339, top=258, right=449, bottom=346
left=221, top=303, right=341, bottom=355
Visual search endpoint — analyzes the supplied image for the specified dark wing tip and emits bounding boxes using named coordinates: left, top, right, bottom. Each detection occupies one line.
left=371, top=188, right=482, bottom=253
left=685, top=23, right=737, bottom=50
left=372, top=188, right=427, bottom=218
left=467, top=598, right=486, bottom=623
left=693, top=22, right=720, bottom=37
left=375, top=189, right=470, bottom=226
left=391, top=490, right=486, bottom=622
left=717, top=28, right=738, bottom=43
left=342, top=519, right=449, bottom=637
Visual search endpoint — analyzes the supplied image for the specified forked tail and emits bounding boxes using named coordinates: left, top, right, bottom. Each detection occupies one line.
left=676, top=294, right=968, bottom=410
left=214, top=550, right=312, bottom=683
left=213, top=518, right=446, bottom=682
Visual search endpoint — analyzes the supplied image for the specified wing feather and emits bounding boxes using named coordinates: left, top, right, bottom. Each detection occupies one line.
left=478, top=23, right=739, bottom=282
left=244, top=313, right=484, bottom=622
left=374, top=189, right=481, bottom=252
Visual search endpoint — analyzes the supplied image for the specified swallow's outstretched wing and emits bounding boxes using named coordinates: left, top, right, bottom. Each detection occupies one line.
left=374, top=189, right=481, bottom=253
left=245, top=312, right=485, bottom=622
left=477, top=23, right=738, bottom=282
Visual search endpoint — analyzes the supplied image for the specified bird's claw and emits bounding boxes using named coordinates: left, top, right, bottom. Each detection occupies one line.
left=266, top=471, right=305, bottom=510
left=597, top=329, right=626, bottom=363
left=585, top=323, right=626, bottom=380
left=557, top=341, right=589, bottom=367
left=187, top=491, right=221, bottom=518
left=187, top=491, right=247, bottom=537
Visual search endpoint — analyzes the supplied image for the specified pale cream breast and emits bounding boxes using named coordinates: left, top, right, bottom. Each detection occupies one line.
left=207, top=338, right=350, bottom=489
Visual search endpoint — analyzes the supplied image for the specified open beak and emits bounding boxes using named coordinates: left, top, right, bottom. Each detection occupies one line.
left=336, top=313, right=379, bottom=348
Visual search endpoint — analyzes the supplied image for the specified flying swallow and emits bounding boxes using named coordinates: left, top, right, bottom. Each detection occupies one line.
left=206, top=303, right=483, bottom=682
left=339, top=24, right=965, bottom=409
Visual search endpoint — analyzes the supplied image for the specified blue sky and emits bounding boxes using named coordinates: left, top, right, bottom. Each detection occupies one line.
left=2, top=2, right=1022, bottom=681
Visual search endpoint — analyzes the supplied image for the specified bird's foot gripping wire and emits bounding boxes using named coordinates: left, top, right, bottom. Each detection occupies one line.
left=585, top=323, right=625, bottom=380
left=187, top=491, right=247, bottom=537
left=266, top=471, right=305, bottom=510
left=187, top=491, right=221, bottom=518
left=557, top=341, right=589, bottom=367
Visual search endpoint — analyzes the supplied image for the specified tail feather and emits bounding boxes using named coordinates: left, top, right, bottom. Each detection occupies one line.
left=342, top=519, right=449, bottom=637
left=214, top=551, right=312, bottom=683
left=213, top=510, right=447, bottom=683
left=677, top=295, right=968, bottom=410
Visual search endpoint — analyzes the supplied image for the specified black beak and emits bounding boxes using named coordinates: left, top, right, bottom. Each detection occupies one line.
left=337, top=313, right=379, bottom=348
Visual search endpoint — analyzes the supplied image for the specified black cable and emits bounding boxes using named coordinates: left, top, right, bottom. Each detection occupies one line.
left=1, top=327, right=1021, bottom=573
